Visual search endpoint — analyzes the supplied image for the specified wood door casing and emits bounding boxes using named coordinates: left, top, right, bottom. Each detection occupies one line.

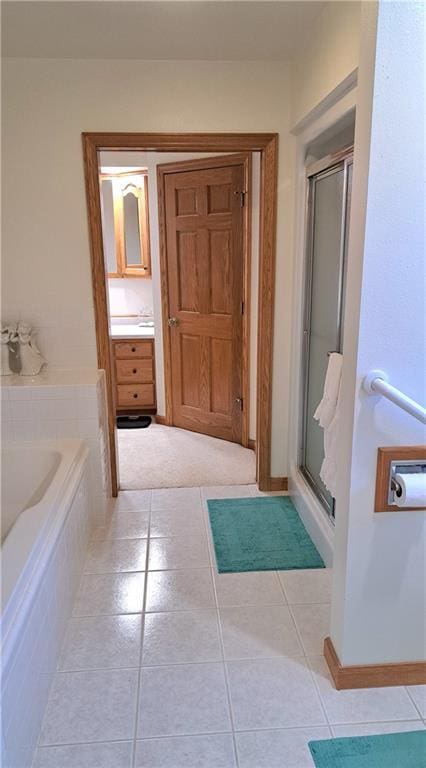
left=163, top=160, right=245, bottom=443
left=83, top=132, right=279, bottom=495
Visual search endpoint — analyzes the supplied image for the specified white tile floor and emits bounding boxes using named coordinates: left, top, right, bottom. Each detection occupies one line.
left=34, top=485, right=426, bottom=768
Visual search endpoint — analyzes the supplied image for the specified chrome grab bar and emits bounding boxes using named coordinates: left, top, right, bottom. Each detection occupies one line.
left=363, top=370, right=426, bottom=425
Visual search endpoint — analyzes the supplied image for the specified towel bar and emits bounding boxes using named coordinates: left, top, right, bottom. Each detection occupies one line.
left=363, top=370, right=426, bottom=425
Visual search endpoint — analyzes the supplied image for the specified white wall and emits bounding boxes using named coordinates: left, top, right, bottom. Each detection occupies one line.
left=108, top=277, right=154, bottom=317
left=291, top=1, right=361, bottom=128
left=331, top=1, right=426, bottom=665
left=2, top=60, right=291, bottom=473
left=286, top=2, right=361, bottom=562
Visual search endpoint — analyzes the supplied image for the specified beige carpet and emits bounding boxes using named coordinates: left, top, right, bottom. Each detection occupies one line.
left=117, top=423, right=256, bottom=489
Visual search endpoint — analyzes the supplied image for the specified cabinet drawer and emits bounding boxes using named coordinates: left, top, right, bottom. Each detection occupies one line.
left=114, top=340, right=153, bottom=359
left=116, top=358, right=153, bottom=384
left=117, top=384, right=155, bottom=407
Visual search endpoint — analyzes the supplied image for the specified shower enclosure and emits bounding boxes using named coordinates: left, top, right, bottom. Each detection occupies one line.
left=299, top=149, right=353, bottom=520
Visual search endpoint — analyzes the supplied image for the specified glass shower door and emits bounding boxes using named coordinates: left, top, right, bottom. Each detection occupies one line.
left=300, top=156, right=352, bottom=519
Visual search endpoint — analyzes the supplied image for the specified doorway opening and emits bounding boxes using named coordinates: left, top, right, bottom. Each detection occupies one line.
left=83, top=133, right=278, bottom=495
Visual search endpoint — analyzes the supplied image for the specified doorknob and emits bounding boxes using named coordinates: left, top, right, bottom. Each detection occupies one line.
left=168, top=317, right=179, bottom=327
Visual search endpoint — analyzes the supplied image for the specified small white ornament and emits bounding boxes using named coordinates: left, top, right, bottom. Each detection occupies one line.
left=18, top=321, right=46, bottom=376
left=1, top=323, right=18, bottom=376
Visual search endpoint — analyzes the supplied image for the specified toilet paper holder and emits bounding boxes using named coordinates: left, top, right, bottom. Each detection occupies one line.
left=374, top=446, right=426, bottom=512
left=388, top=460, right=426, bottom=505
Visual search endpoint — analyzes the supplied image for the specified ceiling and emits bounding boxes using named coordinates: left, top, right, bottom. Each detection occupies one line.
left=2, top=1, right=325, bottom=61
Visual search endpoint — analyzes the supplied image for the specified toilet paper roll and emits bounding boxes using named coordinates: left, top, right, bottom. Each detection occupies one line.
left=394, top=473, right=426, bottom=507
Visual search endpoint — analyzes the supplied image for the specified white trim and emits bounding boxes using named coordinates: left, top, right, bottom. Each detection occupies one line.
left=291, top=69, right=358, bottom=136
left=1, top=441, right=88, bottom=672
left=1, top=443, right=92, bottom=767
left=289, top=465, right=335, bottom=567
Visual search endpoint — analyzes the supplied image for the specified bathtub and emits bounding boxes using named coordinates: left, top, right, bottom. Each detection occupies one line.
left=1, top=439, right=92, bottom=768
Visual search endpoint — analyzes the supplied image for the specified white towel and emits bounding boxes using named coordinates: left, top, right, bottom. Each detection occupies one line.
left=319, top=403, right=341, bottom=496
left=313, top=353, right=343, bottom=429
left=313, top=353, right=343, bottom=496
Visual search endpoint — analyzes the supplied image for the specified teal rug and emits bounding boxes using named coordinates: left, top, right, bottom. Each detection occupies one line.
left=309, top=731, right=426, bottom=768
left=207, top=496, right=324, bottom=572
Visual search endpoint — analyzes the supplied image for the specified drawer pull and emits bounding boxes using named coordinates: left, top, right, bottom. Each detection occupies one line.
left=117, top=383, right=154, bottom=407
left=131, top=347, right=136, bottom=352
left=132, top=368, right=137, bottom=374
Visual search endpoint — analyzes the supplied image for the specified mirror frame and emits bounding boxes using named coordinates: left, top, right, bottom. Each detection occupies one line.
left=100, top=170, right=151, bottom=278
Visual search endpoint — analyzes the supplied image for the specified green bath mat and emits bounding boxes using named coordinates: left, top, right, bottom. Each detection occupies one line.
left=309, top=730, right=426, bottom=768
left=207, top=496, right=325, bottom=572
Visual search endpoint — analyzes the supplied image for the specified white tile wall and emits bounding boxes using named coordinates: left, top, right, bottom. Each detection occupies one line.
left=1, top=465, right=92, bottom=768
left=1, top=369, right=111, bottom=526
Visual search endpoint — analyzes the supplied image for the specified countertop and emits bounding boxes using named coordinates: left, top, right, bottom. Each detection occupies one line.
left=110, top=323, right=155, bottom=340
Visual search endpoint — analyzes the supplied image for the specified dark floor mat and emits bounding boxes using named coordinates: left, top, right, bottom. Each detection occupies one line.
left=116, top=415, right=152, bottom=429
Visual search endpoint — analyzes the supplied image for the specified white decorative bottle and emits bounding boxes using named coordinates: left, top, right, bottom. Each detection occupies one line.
left=18, top=321, right=46, bottom=376
left=1, top=324, right=17, bottom=376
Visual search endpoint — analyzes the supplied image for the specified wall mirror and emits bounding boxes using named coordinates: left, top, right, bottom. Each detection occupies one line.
left=100, top=171, right=151, bottom=277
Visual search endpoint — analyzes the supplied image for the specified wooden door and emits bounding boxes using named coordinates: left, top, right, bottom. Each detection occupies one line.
left=162, top=158, right=246, bottom=443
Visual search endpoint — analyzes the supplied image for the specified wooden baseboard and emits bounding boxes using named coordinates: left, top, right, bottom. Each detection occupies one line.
left=259, top=477, right=288, bottom=492
left=324, top=637, right=426, bottom=690
left=154, top=415, right=168, bottom=425
left=248, top=439, right=256, bottom=452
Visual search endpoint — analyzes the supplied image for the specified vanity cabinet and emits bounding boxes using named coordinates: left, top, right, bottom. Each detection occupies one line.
left=113, top=338, right=156, bottom=412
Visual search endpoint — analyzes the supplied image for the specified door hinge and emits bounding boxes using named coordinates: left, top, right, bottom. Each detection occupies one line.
left=235, top=397, right=243, bottom=410
left=240, top=301, right=245, bottom=315
left=234, top=190, right=247, bottom=207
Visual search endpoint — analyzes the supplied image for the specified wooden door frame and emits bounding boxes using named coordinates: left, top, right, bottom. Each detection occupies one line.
left=82, top=132, right=279, bottom=495
left=156, top=152, right=251, bottom=448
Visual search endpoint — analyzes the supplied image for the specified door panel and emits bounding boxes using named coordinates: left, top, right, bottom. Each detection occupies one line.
left=210, top=230, right=232, bottom=314
left=177, top=232, right=198, bottom=311
left=211, top=338, right=232, bottom=415
left=163, top=160, right=245, bottom=442
left=181, top=334, right=201, bottom=407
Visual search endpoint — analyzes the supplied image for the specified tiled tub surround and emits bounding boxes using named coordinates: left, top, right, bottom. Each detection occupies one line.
left=34, top=486, right=425, bottom=768
left=1, top=443, right=93, bottom=768
left=1, top=369, right=111, bottom=526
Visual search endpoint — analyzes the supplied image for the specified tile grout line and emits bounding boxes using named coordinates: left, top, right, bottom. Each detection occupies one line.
left=36, top=716, right=426, bottom=751
left=276, top=573, right=308, bottom=659
left=286, top=601, right=312, bottom=657
left=202, top=488, right=240, bottom=768
left=71, top=593, right=310, bottom=618
left=130, top=490, right=152, bottom=768
left=41, top=652, right=317, bottom=676
left=202, top=492, right=218, bottom=571
left=405, top=686, right=425, bottom=720
left=329, top=719, right=426, bottom=738
left=276, top=573, right=333, bottom=735
left=83, top=565, right=212, bottom=576
left=305, top=654, right=335, bottom=732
